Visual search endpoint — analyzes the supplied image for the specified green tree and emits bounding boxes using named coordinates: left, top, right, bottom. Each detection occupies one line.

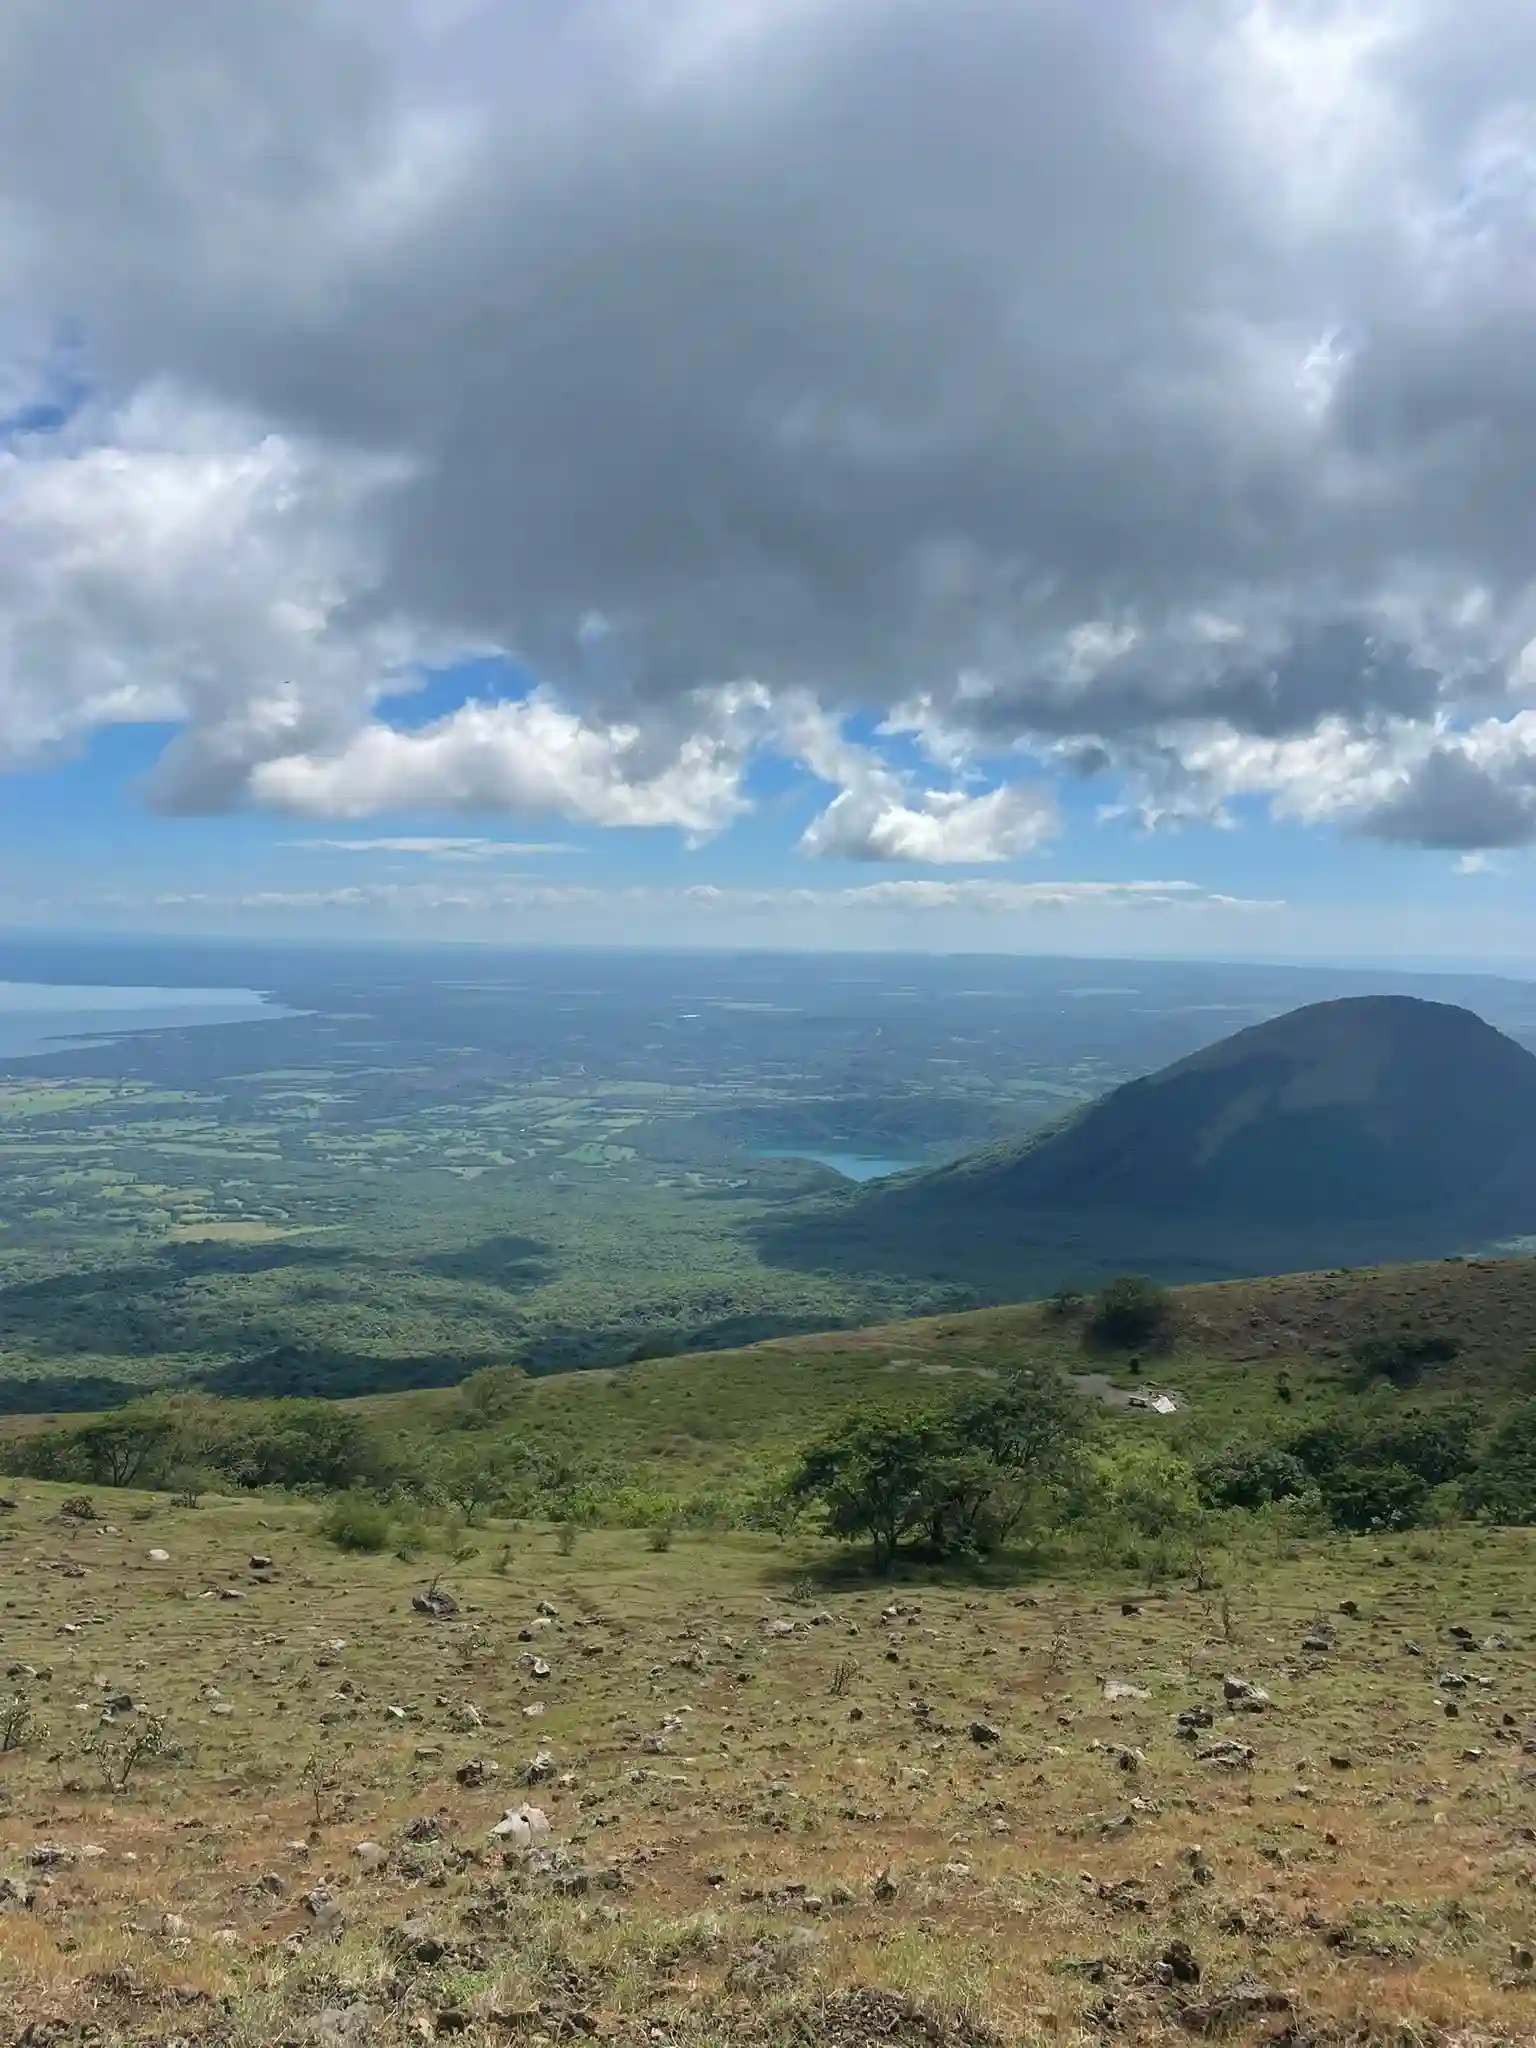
left=1462, top=1400, right=1536, bottom=1524
left=433, top=1437, right=528, bottom=1520
left=1319, top=1461, right=1430, bottom=1532
left=945, top=1369, right=1090, bottom=1546
left=1350, top=1332, right=1460, bottom=1388
left=1197, top=1443, right=1308, bottom=1510
left=789, top=1409, right=950, bottom=1569
left=1087, top=1275, right=1172, bottom=1350
left=68, top=1399, right=189, bottom=1488
left=457, top=1364, right=530, bottom=1425
left=220, top=1401, right=392, bottom=1492
left=1097, top=1443, right=1204, bottom=1540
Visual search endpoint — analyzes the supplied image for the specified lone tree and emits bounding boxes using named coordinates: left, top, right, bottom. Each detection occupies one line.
left=1087, top=1275, right=1173, bottom=1350
left=790, top=1370, right=1090, bottom=1569
left=789, top=1410, right=951, bottom=1570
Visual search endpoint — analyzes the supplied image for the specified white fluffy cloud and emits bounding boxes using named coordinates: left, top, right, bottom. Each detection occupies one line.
left=0, top=388, right=414, bottom=788
left=801, top=781, right=1058, bottom=864
left=251, top=686, right=761, bottom=835
left=3, top=0, right=1536, bottom=852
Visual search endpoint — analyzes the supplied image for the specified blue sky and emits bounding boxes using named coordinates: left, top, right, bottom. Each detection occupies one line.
left=3, top=670, right=1528, bottom=969
left=3, top=1, right=1536, bottom=968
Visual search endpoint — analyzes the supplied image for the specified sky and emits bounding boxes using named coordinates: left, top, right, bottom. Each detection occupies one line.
left=2, top=0, right=1536, bottom=965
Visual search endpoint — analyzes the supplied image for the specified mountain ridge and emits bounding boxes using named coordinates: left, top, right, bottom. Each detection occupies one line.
left=758, top=995, right=1536, bottom=1291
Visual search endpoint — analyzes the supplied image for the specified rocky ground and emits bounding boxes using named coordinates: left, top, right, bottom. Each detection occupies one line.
left=1, top=1484, right=1534, bottom=2046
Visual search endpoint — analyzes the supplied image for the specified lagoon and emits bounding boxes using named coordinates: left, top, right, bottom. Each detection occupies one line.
left=0, top=982, right=279, bottom=1060
left=751, top=1148, right=918, bottom=1182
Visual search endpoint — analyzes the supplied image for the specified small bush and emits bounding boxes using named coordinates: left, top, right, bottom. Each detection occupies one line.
left=645, top=1520, right=676, bottom=1552
left=1198, top=1443, right=1308, bottom=1511
left=1320, top=1461, right=1430, bottom=1533
left=1463, top=1400, right=1536, bottom=1524
left=1350, top=1332, right=1460, bottom=1387
left=318, top=1493, right=392, bottom=1553
left=1087, top=1275, right=1172, bottom=1351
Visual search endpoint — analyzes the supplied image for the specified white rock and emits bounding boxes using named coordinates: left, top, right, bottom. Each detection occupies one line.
left=489, top=1804, right=551, bottom=1849
left=147, top=1549, right=171, bottom=1564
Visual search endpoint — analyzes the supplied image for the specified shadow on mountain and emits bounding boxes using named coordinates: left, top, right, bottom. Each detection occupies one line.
left=416, top=1233, right=554, bottom=1288
left=0, top=1372, right=146, bottom=1415
left=197, top=1344, right=488, bottom=1400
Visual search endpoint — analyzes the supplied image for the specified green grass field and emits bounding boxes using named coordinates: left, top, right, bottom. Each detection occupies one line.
left=0, top=1478, right=1533, bottom=2046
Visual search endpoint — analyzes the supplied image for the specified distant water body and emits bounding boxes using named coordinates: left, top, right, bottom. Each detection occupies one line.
left=751, top=1148, right=918, bottom=1182
left=0, top=982, right=279, bottom=1060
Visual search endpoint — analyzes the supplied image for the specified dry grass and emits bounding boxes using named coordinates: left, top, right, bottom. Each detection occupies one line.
left=0, top=1482, right=1533, bottom=2045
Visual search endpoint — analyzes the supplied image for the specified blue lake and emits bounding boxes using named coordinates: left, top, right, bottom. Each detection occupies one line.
left=750, top=1148, right=919, bottom=1182
left=0, top=983, right=280, bottom=1060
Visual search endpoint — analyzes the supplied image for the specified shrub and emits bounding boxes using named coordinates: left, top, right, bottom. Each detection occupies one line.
left=1290, top=1407, right=1476, bottom=1489
left=317, top=1492, right=393, bottom=1553
left=1462, top=1400, right=1536, bottom=1524
left=1087, top=1275, right=1172, bottom=1350
left=1350, top=1332, right=1461, bottom=1387
left=457, top=1364, right=530, bottom=1424
left=1197, top=1443, right=1308, bottom=1511
left=790, top=1410, right=949, bottom=1569
left=790, top=1372, right=1090, bottom=1567
left=1319, top=1461, right=1430, bottom=1533
left=1095, top=1442, right=1204, bottom=1540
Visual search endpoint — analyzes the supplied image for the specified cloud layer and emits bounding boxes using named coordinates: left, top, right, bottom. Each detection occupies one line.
left=3, top=0, right=1536, bottom=851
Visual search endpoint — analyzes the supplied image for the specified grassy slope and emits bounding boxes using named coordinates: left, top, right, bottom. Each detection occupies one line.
left=1, top=1480, right=1534, bottom=2044
left=358, top=1256, right=1536, bottom=1493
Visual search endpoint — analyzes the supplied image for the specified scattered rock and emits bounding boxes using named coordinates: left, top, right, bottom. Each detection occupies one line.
left=1222, top=1676, right=1270, bottom=1711
left=455, top=1757, right=498, bottom=1788
left=969, top=1720, right=1001, bottom=1746
left=311, top=2005, right=377, bottom=2048
left=1197, top=1740, right=1254, bottom=1769
left=412, top=1587, right=459, bottom=1620
left=147, top=1549, right=170, bottom=1564
left=301, top=1887, right=345, bottom=1937
left=1103, top=1679, right=1151, bottom=1703
left=1157, top=1940, right=1201, bottom=1986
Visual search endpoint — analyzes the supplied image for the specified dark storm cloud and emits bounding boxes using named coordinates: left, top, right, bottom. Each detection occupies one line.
left=1, top=0, right=1535, bottom=844
left=1365, top=747, right=1536, bottom=851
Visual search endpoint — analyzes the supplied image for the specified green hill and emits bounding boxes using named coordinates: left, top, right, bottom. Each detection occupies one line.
left=347, top=1252, right=1536, bottom=1493
left=759, top=996, right=1536, bottom=1293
